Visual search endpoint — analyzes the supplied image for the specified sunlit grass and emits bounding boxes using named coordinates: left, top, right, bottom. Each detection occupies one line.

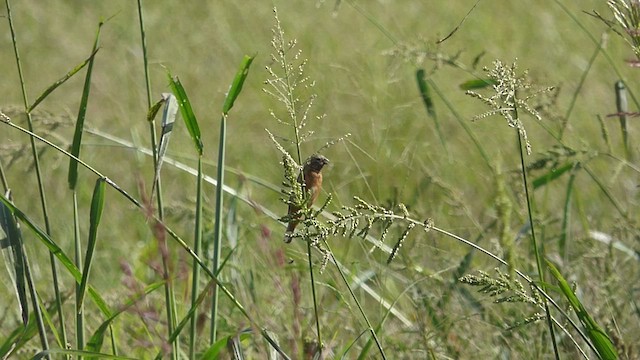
left=0, top=1, right=638, bottom=359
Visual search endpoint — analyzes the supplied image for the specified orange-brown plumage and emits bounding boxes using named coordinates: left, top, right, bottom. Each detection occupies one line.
left=284, top=154, right=329, bottom=242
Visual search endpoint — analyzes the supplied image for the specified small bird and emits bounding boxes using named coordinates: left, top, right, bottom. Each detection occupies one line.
left=284, top=154, right=329, bottom=242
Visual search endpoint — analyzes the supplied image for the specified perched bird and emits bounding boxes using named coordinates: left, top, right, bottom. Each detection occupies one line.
left=284, top=154, right=329, bottom=242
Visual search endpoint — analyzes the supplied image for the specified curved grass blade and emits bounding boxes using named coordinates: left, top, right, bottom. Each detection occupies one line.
left=86, top=281, right=164, bottom=353
left=546, top=260, right=618, bottom=360
left=68, top=21, right=103, bottom=190
left=0, top=294, right=70, bottom=358
left=77, top=178, right=106, bottom=310
left=0, top=193, right=112, bottom=317
left=29, top=48, right=100, bottom=112
left=222, top=54, right=255, bottom=115
left=167, top=73, right=202, bottom=155
left=0, top=193, right=28, bottom=325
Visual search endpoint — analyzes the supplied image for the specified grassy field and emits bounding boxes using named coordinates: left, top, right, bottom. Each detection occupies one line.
left=1, top=0, right=638, bottom=359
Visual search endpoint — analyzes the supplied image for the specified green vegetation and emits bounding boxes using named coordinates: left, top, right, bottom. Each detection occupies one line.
left=0, top=1, right=638, bottom=359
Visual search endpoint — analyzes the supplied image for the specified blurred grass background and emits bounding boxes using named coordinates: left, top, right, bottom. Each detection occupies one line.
left=1, top=0, right=638, bottom=358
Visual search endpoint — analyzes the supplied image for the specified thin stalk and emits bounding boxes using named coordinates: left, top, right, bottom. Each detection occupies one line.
left=5, top=0, right=63, bottom=356
left=559, top=34, right=603, bottom=139
left=22, top=244, right=49, bottom=359
left=279, top=36, right=323, bottom=353
left=210, top=115, right=226, bottom=344
left=514, top=115, right=559, bottom=359
left=136, top=1, right=178, bottom=357
left=306, top=241, right=322, bottom=354
left=190, top=156, right=203, bottom=358
left=322, top=240, right=387, bottom=359
left=427, top=79, right=492, bottom=169
left=73, top=192, right=85, bottom=356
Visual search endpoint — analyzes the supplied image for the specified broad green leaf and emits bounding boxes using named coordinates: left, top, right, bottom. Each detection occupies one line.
left=222, top=54, right=255, bottom=115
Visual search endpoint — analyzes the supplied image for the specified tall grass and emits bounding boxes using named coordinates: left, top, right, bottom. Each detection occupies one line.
left=0, top=1, right=638, bottom=359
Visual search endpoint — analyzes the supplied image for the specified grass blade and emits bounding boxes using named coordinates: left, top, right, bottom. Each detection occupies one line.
left=546, top=260, right=618, bottom=360
left=559, top=168, right=577, bottom=261
left=416, top=69, right=436, bottom=118
left=459, top=78, right=497, bottom=90
left=222, top=54, right=255, bottom=115
left=167, top=73, right=202, bottom=155
left=211, top=54, right=255, bottom=345
left=28, top=49, right=100, bottom=112
left=416, top=69, right=448, bottom=153
left=77, top=178, right=106, bottom=310
left=0, top=193, right=28, bottom=325
left=532, top=161, right=576, bottom=189
left=68, top=21, right=103, bottom=190
left=0, top=193, right=113, bottom=317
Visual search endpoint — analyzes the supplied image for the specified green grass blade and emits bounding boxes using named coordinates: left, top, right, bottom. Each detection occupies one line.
left=167, top=73, right=202, bottom=155
left=0, top=195, right=28, bottom=324
left=28, top=48, right=100, bottom=112
left=211, top=54, right=254, bottom=344
left=532, top=161, right=576, bottom=189
left=0, top=294, right=69, bottom=358
left=416, top=69, right=448, bottom=153
left=459, top=78, right=497, bottom=90
left=559, top=169, right=577, bottom=261
left=77, top=178, right=106, bottom=311
left=546, top=260, right=618, bottom=360
left=222, top=54, right=255, bottom=115
left=416, top=69, right=436, bottom=118
left=68, top=21, right=103, bottom=190
left=0, top=193, right=112, bottom=317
